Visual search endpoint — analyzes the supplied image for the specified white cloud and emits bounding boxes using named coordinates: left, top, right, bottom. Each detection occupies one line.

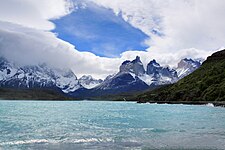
left=0, top=0, right=73, bottom=30
left=90, top=0, right=225, bottom=63
left=0, top=0, right=124, bottom=79
left=0, top=21, right=121, bottom=79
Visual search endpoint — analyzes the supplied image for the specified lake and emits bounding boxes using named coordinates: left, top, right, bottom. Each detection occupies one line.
left=0, top=100, right=225, bottom=150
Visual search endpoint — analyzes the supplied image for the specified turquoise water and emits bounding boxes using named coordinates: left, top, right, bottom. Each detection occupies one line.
left=0, top=101, right=225, bottom=150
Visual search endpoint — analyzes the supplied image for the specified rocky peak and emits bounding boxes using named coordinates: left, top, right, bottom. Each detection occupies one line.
left=119, top=56, right=145, bottom=76
left=79, top=75, right=93, bottom=80
left=146, top=59, right=178, bottom=84
left=78, top=75, right=103, bottom=89
left=178, top=58, right=201, bottom=69
left=146, top=59, right=161, bottom=75
left=148, top=59, right=160, bottom=66
left=176, top=58, right=201, bottom=79
left=131, top=56, right=141, bottom=63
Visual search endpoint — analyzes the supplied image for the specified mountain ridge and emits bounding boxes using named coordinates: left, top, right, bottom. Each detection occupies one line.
left=0, top=56, right=201, bottom=99
left=135, top=49, right=225, bottom=103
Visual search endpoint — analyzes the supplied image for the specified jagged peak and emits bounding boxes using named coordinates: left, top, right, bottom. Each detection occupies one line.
left=122, top=56, right=142, bottom=65
left=120, top=56, right=145, bottom=75
left=148, top=59, right=160, bottom=67
left=131, top=56, right=141, bottom=63
left=80, top=75, right=93, bottom=79
left=178, top=58, right=201, bottom=69
left=122, top=60, right=131, bottom=65
left=182, top=58, right=198, bottom=64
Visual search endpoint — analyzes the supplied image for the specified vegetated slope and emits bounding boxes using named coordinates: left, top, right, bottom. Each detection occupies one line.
left=0, top=88, right=73, bottom=100
left=136, top=49, right=225, bottom=102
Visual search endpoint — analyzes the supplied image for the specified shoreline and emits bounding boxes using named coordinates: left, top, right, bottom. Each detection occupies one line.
left=0, top=99, right=225, bottom=107
left=137, top=100, right=225, bottom=107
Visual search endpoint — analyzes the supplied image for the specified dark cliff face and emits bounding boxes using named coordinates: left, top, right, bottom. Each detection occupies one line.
left=146, top=59, right=160, bottom=75
left=204, top=49, right=225, bottom=62
left=136, top=49, right=225, bottom=102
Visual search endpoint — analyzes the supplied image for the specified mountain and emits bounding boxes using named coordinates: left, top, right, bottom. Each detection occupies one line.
left=96, top=56, right=149, bottom=92
left=135, top=49, right=225, bottom=103
left=142, top=59, right=178, bottom=85
left=78, top=75, right=103, bottom=89
left=71, top=56, right=187, bottom=99
left=119, top=56, right=145, bottom=76
left=70, top=57, right=150, bottom=98
left=110, top=56, right=181, bottom=88
left=0, top=57, right=83, bottom=93
left=176, top=58, right=201, bottom=79
left=0, top=55, right=202, bottom=100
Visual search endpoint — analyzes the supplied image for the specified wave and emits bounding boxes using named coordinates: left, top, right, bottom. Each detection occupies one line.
left=0, top=139, right=50, bottom=146
left=206, top=103, right=214, bottom=107
left=0, top=138, right=114, bottom=146
left=70, top=138, right=113, bottom=144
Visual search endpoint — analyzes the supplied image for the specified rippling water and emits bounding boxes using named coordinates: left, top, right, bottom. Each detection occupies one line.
left=0, top=100, right=225, bottom=150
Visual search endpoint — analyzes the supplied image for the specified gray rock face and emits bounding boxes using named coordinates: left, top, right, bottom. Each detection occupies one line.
left=78, top=75, right=103, bottom=89
left=91, top=56, right=182, bottom=96
left=176, top=58, right=201, bottom=79
left=119, top=56, right=145, bottom=76
left=146, top=59, right=161, bottom=75
left=144, top=59, right=179, bottom=85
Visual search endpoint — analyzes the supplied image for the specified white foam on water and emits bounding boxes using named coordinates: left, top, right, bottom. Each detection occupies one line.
left=0, top=139, right=50, bottom=146
left=70, top=138, right=113, bottom=144
left=206, top=103, right=214, bottom=107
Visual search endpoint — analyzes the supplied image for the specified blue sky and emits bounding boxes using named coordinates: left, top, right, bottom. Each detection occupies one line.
left=52, top=3, right=149, bottom=57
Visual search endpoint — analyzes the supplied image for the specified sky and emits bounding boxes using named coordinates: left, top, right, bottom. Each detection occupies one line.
left=0, top=0, right=225, bottom=79
left=52, top=2, right=148, bottom=57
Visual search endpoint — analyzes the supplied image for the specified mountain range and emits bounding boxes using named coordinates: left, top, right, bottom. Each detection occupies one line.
left=0, top=56, right=201, bottom=99
left=135, top=49, right=225, bottom=104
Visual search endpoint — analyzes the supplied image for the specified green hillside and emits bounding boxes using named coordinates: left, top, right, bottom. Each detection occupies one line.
left=136, top=49, right=225, bottom=103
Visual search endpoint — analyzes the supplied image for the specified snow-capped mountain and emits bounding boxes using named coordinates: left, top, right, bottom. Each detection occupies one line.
left=176, top=58, right=201, bottom=79
left=87, top=56, right=178, bottom=96
left=78, top=75, right=103, bottom=89
left=73, top=56, right=150, bottom=97
left=119, top=56, right=145, bottom=76
left=87, top=56, right=201, bottom=96
left=0, top=57, right=82, bottom=93
left=141, top=59, right=178, bottom=85
left=0, top=56, right=202, bottom=98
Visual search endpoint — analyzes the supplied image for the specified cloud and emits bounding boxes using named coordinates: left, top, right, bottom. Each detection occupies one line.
left=0, top=0, right=224, bottom=79
left=90, top=0, right=225, bottom=60
left=0, top=0, right=73, bottom=30
left=0, top=21, right=123, bottom=79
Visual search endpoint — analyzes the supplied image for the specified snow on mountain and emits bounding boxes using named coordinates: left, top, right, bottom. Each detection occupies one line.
left=78, top=75, right=103, bottom=89
left=0, top=56, right=202, bottom=97
left=144, top=59, right=179, bottom=85
left=92, top=71, right=149, bottom=95
left=176, top=58, right=201, bottom=79
left=92, top=56, right=179, bottom=94
left=54, top=69, right=82, bottom=93
left=119, top=56, right=145, bottom=76
left=0, top=57, right=82, bottom=93
left=95, top=56, right=199, bottom=92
